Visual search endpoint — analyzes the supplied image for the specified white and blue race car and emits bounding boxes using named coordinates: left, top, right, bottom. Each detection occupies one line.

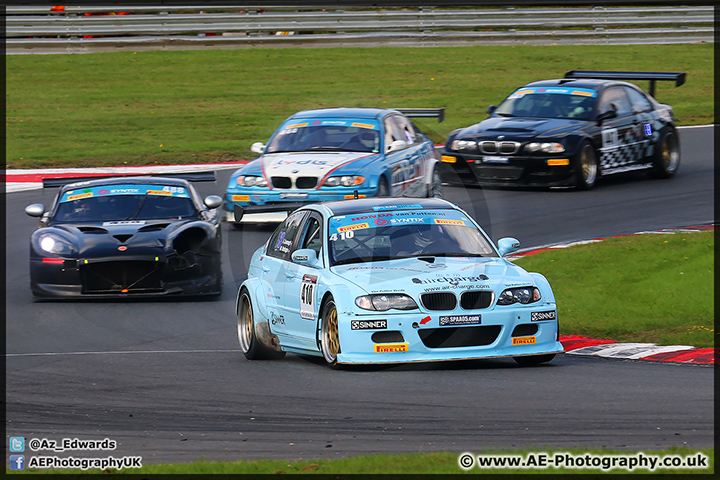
left=224, top=107, right=444, bottom=223
left=236, top=197, right=563, bottom=367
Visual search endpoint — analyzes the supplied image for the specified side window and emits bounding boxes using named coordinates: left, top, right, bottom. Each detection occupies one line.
left=394, top=115, right=417, bottom=145
left=266, top=211, right=306, bottom=260
left=599, top=87, right=633, bottom=117
left=298, top=214, right=323, bottom=263
left=383, top=116, right=405, bottom=152
left=624, top=87, right=654, bottom=113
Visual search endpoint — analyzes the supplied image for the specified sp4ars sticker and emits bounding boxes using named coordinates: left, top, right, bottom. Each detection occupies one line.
left=300, top=274, right=318, bottom=320
left=531, top=310, right=556, bottom=321
left=439, top=315, right=481, bottom=326
left=351, top=320, right=387, bottom=330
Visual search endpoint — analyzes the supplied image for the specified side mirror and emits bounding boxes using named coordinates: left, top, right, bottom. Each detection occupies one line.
left=596, top=103, right=618, bottom=124
left=250, top=142, right=265, bottom=154
left=291, top=248, right=319, bottom=266
left=25, top=204, right=45, bottom=217
left=387, top=140, right=408, bottom=153
left=487, top=105, right=496, bottom=115
left=497, top=237, right=520, bottom=257
left=204, top=195, right=223, bottom=209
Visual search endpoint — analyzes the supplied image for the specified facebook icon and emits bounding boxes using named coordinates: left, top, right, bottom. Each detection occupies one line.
left=10, top=454, right=25, bottom=470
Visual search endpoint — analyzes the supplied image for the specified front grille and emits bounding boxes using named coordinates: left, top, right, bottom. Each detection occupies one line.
left=460, top=291, right=493, bottom=309
left=479, top=141, right=520, bottom=155
left=80, top=261, right=164, bottom=293
left=512, top=324, right=538, bottom=337
left=271, top=177, right=292, bottom=189
left=420, top=292, right=457, bottom=311
left=419, top=325, right=502, bottom=348
left=295, top=177, right=318, bottom=189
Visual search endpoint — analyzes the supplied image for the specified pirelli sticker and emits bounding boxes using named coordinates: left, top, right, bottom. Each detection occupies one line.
left=67, top=192, right=93, bottom=201
left=147, top=190, right=173, bottom=196
left=286, top=122, right=309, bottom=128
left=512, top=336, right=537, bottom=346
left=351, top=122, right=375, bottom=129
left=434, top=218, right=465, bottom=226
left=232, top=195, right=250, bottom=202
left=374, top=343, right=408, bottom=353
left=338, top=222, right=369, bottom=233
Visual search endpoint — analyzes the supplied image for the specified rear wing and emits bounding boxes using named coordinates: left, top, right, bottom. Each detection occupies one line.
left=42, top=171, right=217, bottom=188
left=393, top=108, right=445, bottom=123
left=564, top=70, right=686, bottom=98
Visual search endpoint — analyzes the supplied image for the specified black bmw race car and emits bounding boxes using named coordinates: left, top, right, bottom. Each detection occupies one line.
left=25, top=176, right=224, bottom=298
left=440, top=71, right=684, bottom=189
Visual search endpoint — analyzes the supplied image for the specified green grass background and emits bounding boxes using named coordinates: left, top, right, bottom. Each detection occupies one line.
left=514, top=231, right=714, bottom=348
left=6, top=43, right=713, bottom=168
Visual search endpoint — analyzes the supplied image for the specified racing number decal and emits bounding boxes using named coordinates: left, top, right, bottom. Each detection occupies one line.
left=300, top=274, right=318, bottom=320
left=602, top=128, right=619, bottom=148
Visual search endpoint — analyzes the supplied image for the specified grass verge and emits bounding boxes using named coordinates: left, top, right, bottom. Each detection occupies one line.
left=6, top=447, right=713, bottom=475
left=6, top=43, right=713, bottom=168
left=513, top=230, right=714, bottom=348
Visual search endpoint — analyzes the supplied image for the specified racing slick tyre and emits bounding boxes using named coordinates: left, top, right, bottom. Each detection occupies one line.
left=428, top=167, right=444, bottom=198
left=651, top=127, right=680, bottom=179
left=376, top=177, right=389, bottom=197
left=573, top=140, right=598, bottom=190
left=513, top=354, right=556, bottom=366
left=237, top=289, right=285, bottom=360
left=319, top=297, right=342, bottom=369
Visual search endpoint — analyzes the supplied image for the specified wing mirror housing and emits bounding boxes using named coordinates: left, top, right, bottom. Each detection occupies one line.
left=250, top=142, right=266, bottom=154
left=497, top=237, right=520, bottom=257
left=25, top=203, right=45, bottom=217
left=487, top=105, right=497, bottom=115
left=387, top=140, right=408, bottom=153
left=292, top=248, right=319, bottom=267
left=203, top=195, right=223, bottom=209
left=596, top=103, right=618, bottom=124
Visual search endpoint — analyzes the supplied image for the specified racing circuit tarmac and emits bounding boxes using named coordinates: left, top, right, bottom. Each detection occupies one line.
left=5, top=126, right=714, bottom=464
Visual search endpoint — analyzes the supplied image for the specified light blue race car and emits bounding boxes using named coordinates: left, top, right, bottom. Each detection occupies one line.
left=236, top=197, right=563, bottom=368
left=224, top=107, right=444, bottom=223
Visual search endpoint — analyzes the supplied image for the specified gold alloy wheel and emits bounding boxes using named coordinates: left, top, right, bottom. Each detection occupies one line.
left=580, top=144, right=597, bottom=187
left=662, top=133, right=680, bottom=172
left=322, top=301, right=340, bottom=364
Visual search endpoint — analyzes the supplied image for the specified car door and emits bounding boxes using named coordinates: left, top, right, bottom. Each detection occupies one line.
left=597, top=86, right=643, bottom=173
left=276, top=212, right=325, bottom=349
left=383, top=114, right=424, bottom=197
left=624, top=86, right=657, bottom=163
left=262, top=210, right=307, bottom=340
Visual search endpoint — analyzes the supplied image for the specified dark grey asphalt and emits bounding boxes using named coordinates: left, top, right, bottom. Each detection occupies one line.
left=5, top=126, right=713, bottom=464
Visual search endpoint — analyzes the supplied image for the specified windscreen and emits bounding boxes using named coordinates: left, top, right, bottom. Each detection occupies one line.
left=266, top=119, right=381, bottom=154
left=52, top=184, right=198, bottom=223
left=494, top=86, right=598, bottom=120
left=328, top=207, right=497, bottom=266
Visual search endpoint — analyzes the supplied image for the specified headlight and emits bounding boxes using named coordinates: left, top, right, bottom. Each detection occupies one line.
left=497, top=287, right=541, bottom=305
left=355, top=294, right=418, bottom=311
left=323, top=175, right=365, bottom=187
left=236, top=175, right=268, bottom=187
left=524, top=142, right=565, bottom=154
left=37, top=234, right=75, bottom=255
left=450, top=139, right=478, bottom=152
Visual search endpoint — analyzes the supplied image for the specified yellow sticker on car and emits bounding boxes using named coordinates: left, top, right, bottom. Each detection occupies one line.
left=374, top=343, right=409, bottom=353
left=512, top=336, right=537, bottom=346
left=338, top=222, right=369, bottom=232
left=434, top=219, right=465, bottom=226
left=232, top=195, right=250, bottom=202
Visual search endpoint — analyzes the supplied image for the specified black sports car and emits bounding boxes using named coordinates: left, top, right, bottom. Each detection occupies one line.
left=25, top=176, right=224, bottom=298
left=440, top=71, right=684, bottom=189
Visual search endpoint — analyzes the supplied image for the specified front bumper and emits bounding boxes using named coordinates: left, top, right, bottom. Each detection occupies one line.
left=30, top=254, right=221, bottom=298
left=440, top=153, right=576, bottom=187
left=334, top=304, right=563, bottom=364
left=224, top=186, right=377, bottom=221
